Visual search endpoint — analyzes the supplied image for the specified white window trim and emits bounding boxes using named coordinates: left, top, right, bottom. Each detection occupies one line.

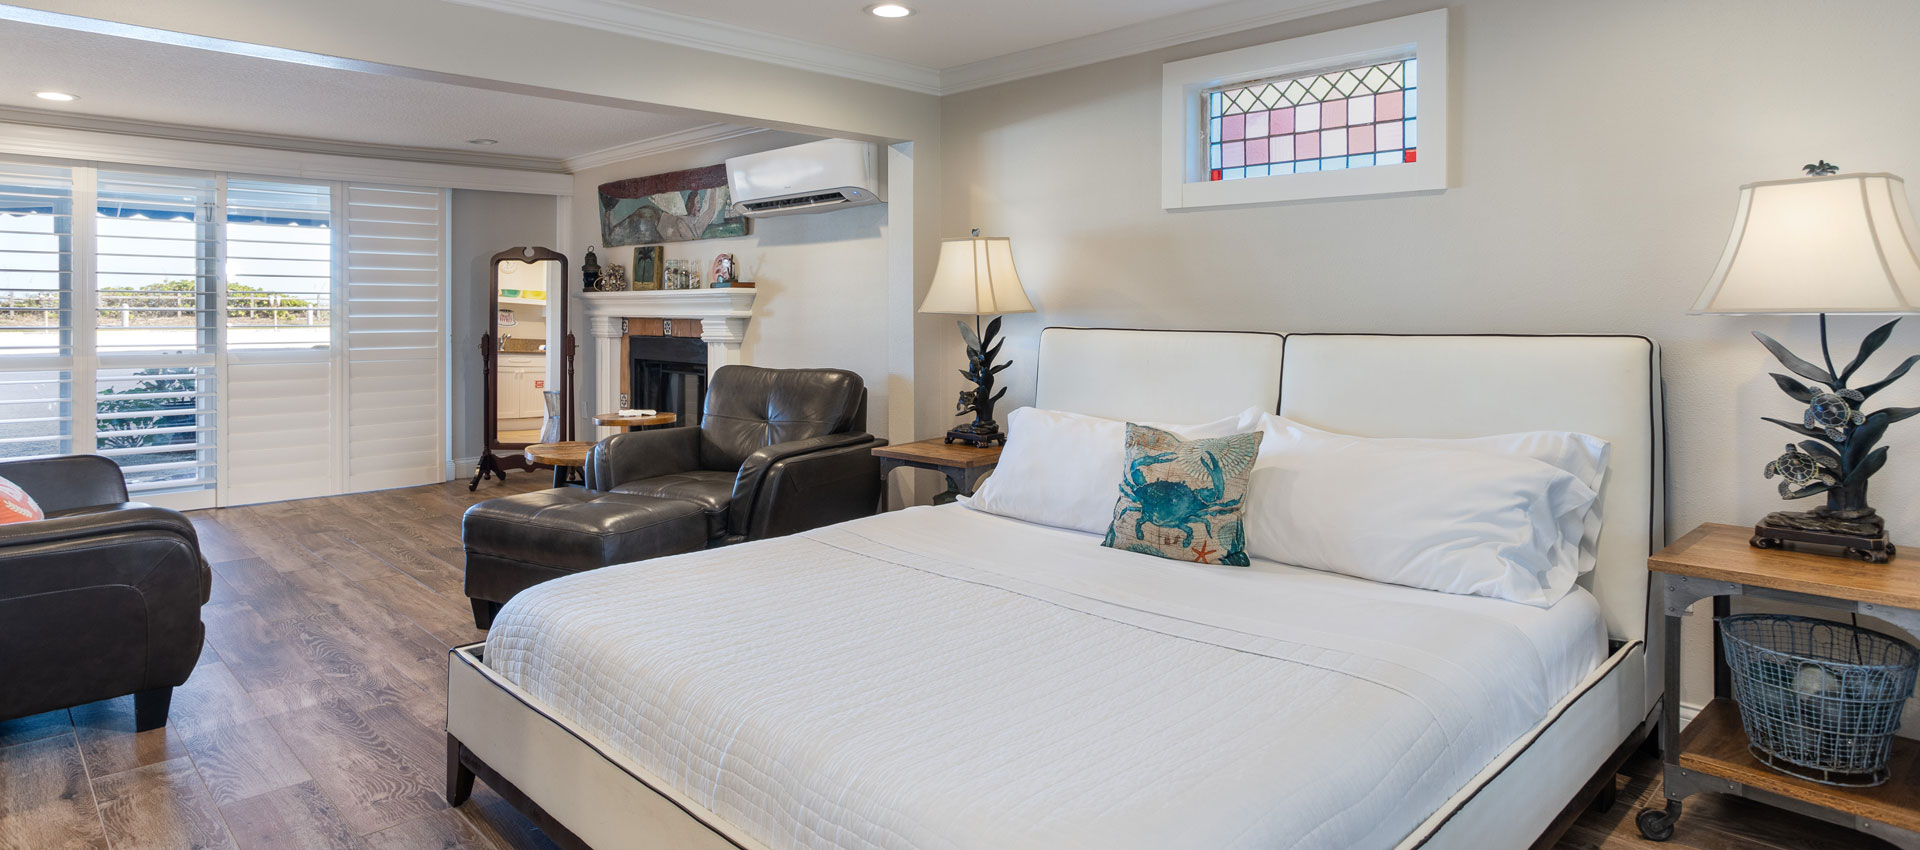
left=1161, top=8, right=1449, bottom=209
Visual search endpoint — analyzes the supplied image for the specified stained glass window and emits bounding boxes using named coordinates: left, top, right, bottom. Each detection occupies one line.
left=1205, top=58, right=1416, bottom=181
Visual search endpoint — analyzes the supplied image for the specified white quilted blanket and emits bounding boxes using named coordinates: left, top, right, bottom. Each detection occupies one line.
left=485, top=505, right=1604, bottom=850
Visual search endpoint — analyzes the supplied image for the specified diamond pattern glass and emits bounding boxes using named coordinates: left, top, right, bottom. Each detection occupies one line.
left=1205, top=58, right=1418, bottom=180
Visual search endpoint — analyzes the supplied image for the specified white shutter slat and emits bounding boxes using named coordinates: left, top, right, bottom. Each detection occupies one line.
left=347, top=284, right=438, bottom=302
left=346, top=235, right=438, bottom=255
left=347, top=251, right=439, bottom=272
left=345, top=184, right=444, bottom=492
left=346, top=205, right=439, bottom=226
left=347, top=267, right=439, bottom=286
left=348, top=315, right=443, bottom=334
left=228, top=425, right=331, bottom=450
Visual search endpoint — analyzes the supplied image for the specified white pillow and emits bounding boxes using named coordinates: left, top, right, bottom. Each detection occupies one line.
left=1239, top=412, right=1612, bottom=574
left=960, top=407, right=1251, bottom=534
left=1238, top=415, right=1604, bottom=607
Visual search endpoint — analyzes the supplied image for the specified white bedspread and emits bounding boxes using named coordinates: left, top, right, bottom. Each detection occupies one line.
left=484, top=505, right=1605, bottom=850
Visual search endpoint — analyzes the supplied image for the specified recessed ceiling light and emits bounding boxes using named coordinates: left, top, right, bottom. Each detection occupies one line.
left=467, top=138, right=499, bottom=146
left=34, top=91, right=78, bottom=102
left=866, top=3, right=912, bottom=18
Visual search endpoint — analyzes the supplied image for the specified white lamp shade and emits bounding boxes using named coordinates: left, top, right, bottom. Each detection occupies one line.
left=1692, top=172, right=1920, bottom=314
left=918, top=235, right=1035, bottom=316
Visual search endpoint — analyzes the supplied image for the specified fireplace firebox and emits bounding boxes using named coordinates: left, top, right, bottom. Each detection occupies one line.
left=629, top=336, right=707, bottom=427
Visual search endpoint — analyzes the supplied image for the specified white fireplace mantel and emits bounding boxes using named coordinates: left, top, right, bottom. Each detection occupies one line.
left=581, top=289, right=758, bottom=435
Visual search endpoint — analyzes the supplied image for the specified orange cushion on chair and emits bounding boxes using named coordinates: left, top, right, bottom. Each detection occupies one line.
left=0, top=475, right=44, bottom=524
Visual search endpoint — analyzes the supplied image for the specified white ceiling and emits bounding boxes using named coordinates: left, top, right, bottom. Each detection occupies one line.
left=615, top=0, right=1237, bottom=70
left=449, top=0, right=1378, bottom=94
left=0, top=17, right=725, bottom=166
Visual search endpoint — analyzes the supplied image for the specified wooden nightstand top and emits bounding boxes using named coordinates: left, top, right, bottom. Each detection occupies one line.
left=1652, top=522, right=1920, bottom=609
left=871, top=438, right=1003, bottom=469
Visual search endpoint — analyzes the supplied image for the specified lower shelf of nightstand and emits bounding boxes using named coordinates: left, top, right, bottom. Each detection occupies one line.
left=1679, top=698, right=1920, bottom=833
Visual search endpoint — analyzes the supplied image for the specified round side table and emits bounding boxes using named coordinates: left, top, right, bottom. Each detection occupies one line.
left=524, top=441, right=592, bottom=488
left=592, top=412, right=678, bottom=431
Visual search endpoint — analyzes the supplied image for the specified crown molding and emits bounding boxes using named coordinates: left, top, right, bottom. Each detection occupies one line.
left=0, top=105, right=570, bottom=172
left=562, top=123, right=766, bottom=172
left=938, top=0, right=1382, bottom=94
left=445, top=0, right=944, bottom=95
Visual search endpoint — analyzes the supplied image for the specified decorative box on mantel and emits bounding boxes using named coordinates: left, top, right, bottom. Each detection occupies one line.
left=582, top=289, right=757, bottom=437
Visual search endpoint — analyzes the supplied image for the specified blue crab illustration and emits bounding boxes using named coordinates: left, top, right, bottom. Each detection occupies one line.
left=1106, top=449, right=1249, bottom=565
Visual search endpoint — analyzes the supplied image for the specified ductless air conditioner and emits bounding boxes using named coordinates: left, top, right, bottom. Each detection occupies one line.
left=726, top=139, right=884, bottom=217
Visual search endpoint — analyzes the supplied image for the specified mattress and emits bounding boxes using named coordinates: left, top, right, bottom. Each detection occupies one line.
left=483, top=505, right=1606, bottom=850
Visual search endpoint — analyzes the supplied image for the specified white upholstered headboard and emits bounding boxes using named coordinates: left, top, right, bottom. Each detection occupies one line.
left=1035, top=328, right=1283, bottom=422
left=1032, top=328, right=1664, bottom=645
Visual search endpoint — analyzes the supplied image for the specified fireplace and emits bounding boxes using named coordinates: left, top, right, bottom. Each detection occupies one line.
left=629, top=335, right=708, bottom=427
left=582, top=289, right=756, bottom=439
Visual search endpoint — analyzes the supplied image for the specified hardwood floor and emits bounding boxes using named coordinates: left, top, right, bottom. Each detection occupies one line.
left=0, top=475, right=1899, bottom=849
left=0, top=475, right=553, bottom=850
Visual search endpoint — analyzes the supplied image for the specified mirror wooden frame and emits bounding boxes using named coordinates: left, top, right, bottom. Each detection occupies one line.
left=471, top=246, right=575, bottom=490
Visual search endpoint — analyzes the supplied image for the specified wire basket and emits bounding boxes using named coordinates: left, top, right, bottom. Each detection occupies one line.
left=1719, top=614, right=1919, bottom=786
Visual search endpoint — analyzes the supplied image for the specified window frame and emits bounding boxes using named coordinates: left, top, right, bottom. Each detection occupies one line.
left=1160, top=9, right=1449, bottom=209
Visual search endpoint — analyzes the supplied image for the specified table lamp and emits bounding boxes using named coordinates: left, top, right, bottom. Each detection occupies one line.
left=1693, top=162, right=1920, bottom=562
left=919, top=230, right=1036, bottom=447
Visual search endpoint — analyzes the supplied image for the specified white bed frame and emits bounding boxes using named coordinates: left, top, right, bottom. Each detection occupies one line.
left=446, top=328, right=1667, bottom=850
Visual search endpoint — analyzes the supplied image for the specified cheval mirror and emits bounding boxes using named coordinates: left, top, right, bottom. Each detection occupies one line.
left=471, top=246, right=575, bottom=490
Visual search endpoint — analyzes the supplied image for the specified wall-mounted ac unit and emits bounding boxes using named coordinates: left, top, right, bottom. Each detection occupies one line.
left=726, top=139, right=884, bottom=217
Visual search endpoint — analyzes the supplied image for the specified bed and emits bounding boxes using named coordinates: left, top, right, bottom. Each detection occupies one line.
left=447, top=329, right=1666, bottom=850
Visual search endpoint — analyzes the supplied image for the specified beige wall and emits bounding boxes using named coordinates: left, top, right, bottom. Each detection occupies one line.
left=568, top=132, right=893, bottom=436
left=449, top=189, right=557, bottom=462
left=940, top=0, right=1920, bottom=719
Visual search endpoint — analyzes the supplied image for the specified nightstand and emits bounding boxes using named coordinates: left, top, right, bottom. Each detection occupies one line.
left=1641, top=522, right=1920, bottom=847
left=872, top=438, right=1002, bottom=507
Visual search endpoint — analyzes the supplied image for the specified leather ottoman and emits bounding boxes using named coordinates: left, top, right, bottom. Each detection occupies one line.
left=462, top=489, right=708, bottom=629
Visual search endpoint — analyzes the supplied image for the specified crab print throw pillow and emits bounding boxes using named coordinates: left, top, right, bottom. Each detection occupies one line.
left=1102, top=423, right=1263, bottom=566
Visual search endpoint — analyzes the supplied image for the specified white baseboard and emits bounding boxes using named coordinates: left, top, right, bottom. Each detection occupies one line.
left=1679, top=700, right=1703, bottom=727
left=449, top=456, right=480, bottom=481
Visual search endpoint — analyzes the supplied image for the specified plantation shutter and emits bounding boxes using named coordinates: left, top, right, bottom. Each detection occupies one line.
left=220, top=179, right=338, bottom=505
left=0, top=162, right=77, bottom=466
left=343, top=184, right=446, bottom=491
left=92, top=170, right=218, bottom=504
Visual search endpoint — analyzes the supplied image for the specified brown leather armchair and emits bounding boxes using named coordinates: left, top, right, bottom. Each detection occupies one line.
left=584, top=365, right=886, bottom=544
left=463, top=366, right=885, bottom=628
left=0, top=455, right=210, bottom=731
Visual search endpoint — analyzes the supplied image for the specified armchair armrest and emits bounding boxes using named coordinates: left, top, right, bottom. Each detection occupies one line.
left=585, top=427, right=703, bottom=491
left=729, top=433, right=882, bottom=539
left=0, top=503, right=200, bottom=554
left=0, top=455, right=128, bottom=514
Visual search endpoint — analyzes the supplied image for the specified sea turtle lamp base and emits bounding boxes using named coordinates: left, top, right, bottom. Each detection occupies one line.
left=1752, top=509, right=1895, bottom=563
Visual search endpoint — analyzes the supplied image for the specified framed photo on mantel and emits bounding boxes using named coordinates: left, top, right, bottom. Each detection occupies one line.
left=633, top=246, right=662, bottom=291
